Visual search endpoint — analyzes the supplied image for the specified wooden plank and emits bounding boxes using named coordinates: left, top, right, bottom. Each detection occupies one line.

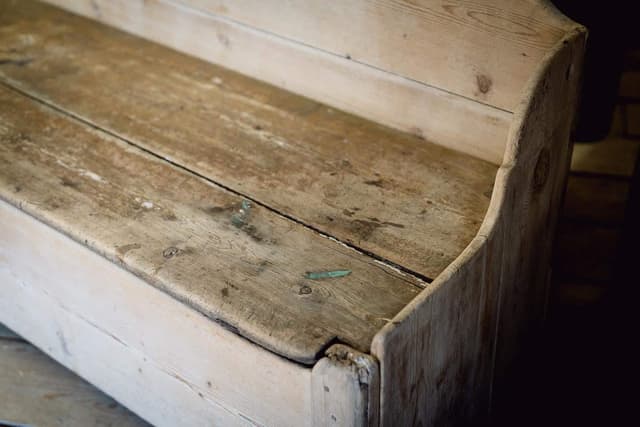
left=484, top=27, right=586, bottom=410
left=45, top=0, right=575, bottom=113
left=571, top=138, right=640, bottom=177
left=38, top=0, right=513, bottom=163
left=0, top=0, right=498, bottom=279
left=372, top=26, right=586, bottom=425
left=372, top=235, right=501, bottom=426
left=0, top=198, right=313, bottom=426
left=562, top=175, right=629, bottom=224
left=0, top=85, right=423, bottom=364
left=311, top=345, right=379, bottom=427
left=0, top=340, right=149, bottom=427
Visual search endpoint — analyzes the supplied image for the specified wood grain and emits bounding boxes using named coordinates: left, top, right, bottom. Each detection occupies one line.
left=0, top=0, right=498, bottom=280
left=0, top=84, right=423, bottom=364
left=372, top=25, right=587, bottom=426
left=0, top=198, right=313, bottom=426
left=0, top=340, right=149, bottom=427
left=40, top=0, right=513, bottom=163
left=44, top=0, right=575, bottom=112
left=311, top=345, right=379, bottom=427
left=177, top=0, right=575, bottom=111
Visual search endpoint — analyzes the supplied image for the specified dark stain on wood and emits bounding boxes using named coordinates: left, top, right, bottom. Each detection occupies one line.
left=533, top=147, right=550, bottom=193
left=60, top=177, right=80, bottom=189
left=0, top=58, right=33, bottom=67
left=367, top=217, right=405, bottom=229
left=161, top=211, right=177, bottom=221
left=476, top=74, right=492, bottom=94
left=351, top=219, right=384, bottom=240
left=236, top=223, right=265, bottom=243
left=202, top=205, right=235, bottom=215
left=364, top=178, right=385, bottom=188
left=216, top=32, right=230, bottom=48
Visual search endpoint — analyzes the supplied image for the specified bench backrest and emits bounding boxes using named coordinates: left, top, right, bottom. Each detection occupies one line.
left=45, top=0, right=580, bottom=164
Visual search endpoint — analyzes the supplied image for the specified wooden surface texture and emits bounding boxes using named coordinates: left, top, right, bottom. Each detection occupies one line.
left=0, top=81, right=429, bottom=363
left=0, top=1, right=587, bottom=425
left=372, top=23, right=587, bottom=426
left=41, top=0, right=514, bottom=163
left=0, top=199, right=317, bottom=426
left=172, top=0, right=575, bottom=111
left=0, top=0, right=497, bottom=281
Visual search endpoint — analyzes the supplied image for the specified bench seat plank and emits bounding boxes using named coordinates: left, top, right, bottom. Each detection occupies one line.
left=0, top=84, right=422, bottom=364
left=0, top=0, right=498, bottom=280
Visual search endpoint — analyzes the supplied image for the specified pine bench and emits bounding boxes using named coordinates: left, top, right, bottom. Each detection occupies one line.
left=0, top=1, right=585, bottom=425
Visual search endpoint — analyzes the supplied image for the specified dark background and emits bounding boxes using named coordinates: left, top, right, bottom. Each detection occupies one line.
left=494, top=1, right=640, bottom=425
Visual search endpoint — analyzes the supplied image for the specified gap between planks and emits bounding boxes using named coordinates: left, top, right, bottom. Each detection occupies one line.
left=0, top=78, right=433, bottom=287
left=0, top=80, right=425, bottom=363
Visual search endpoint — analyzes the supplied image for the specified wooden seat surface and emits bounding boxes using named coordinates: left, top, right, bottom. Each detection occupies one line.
left=0, top=0, right=497, bottom=363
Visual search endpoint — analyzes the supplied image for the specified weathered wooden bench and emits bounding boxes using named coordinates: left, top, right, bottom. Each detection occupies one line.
left=0, top=1, right=585, bottom=425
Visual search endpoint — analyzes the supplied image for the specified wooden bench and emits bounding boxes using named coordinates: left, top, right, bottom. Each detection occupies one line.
left=0, top=1, right=585, bottom=425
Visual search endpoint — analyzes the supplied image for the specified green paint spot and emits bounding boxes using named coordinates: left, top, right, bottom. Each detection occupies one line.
left=305, top=270, right=352, bottom=280
left=231, top=199, right=252, bottom=227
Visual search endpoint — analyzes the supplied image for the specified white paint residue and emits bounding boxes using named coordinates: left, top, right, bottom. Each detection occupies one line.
left=18, top=34, right=36, bottom=46
left=53, top=158, right=107, bottom=184
left=217, top=114, right=290, bottom=149
left=0, top=122, right=10, bottom=135
left=79, top=170, right=106, bottom=183
left=212, top=76, right=223, bottom=85
left=135, top=197, right=154, bottom=209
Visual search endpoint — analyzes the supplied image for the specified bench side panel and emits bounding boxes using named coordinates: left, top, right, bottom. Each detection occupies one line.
left=371, top=27, right=586, bottom=426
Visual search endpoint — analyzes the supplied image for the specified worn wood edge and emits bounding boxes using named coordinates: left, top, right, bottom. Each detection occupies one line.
left=311, top=344, right=379, bottom=427
left=371, top=24, right=587, bottom=425
left=502, top=27, right=588, bottom=169
left=489, top=24, right=588, bottom=404
left=370, top=23, right=589, bottom=327
left=0, top=198, right=314, bottom=427
left=42, top=0, right=512, bottom=164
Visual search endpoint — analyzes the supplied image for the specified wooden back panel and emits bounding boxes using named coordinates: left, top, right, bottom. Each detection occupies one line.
left=42, top=0, right=574, bottom=164
left=178, top=0, right=575, bottom=111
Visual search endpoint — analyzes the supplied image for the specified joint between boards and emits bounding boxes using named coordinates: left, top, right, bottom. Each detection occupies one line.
left=324, top=344, right=378, bottom=387
left=0, top=77, right=433, bottom=289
